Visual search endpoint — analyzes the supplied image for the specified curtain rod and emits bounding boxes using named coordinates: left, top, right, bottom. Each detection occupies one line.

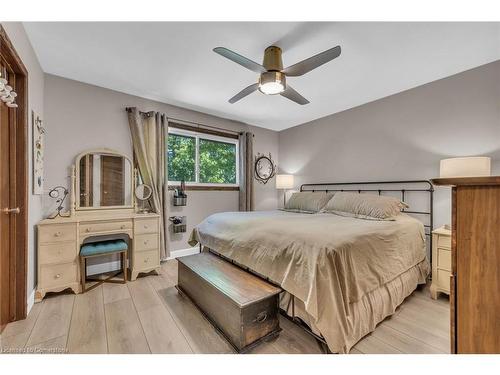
left=167, top=116, right=241, bottom=135
left=125, top=107, right=241, bottom=135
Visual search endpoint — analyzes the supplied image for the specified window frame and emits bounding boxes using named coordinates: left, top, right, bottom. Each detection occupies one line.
left=167, top=127, right=240, bottom=188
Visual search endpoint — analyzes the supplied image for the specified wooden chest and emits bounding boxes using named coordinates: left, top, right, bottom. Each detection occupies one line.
left=177, top=252, right=282, bottom=353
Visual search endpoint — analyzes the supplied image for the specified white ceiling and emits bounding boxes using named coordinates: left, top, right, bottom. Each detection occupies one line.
left=24, top=22, right=500, bottom=131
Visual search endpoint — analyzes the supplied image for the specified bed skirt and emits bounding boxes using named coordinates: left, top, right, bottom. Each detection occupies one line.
left=279, top=259, right=429, bottom=353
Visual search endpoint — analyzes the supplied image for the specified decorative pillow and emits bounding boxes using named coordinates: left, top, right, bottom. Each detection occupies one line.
left=284, top=192, right=334, bottom=213
left=321, top=192, right=409, bottom=220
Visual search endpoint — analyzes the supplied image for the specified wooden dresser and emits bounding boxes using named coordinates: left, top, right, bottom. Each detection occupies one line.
left=36, top=211, right=160, bottom=301
left=432, top=176, right=500, bottom=354
left=430, top=226, right=452, bottom=299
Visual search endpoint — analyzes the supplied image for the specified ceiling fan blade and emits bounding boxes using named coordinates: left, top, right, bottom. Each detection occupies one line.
left=213, top=47, right=266, bottom=74
left=280, top=85, right=310, bottom=105
left=229, top=83, right=259, bottom=104
left=282, top=45, right=341, bottom=77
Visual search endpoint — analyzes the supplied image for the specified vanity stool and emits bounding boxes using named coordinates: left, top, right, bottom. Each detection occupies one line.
left=80, top=239, right=128, bottom=293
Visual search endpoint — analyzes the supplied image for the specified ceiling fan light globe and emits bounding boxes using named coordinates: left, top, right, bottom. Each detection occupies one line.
left=258, top=71, right=286, bottom=95
left=259, top=81, right=284, bottom=95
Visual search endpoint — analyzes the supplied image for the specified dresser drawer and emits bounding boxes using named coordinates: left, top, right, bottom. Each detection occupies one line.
left=438, top=248, right=451, bottom=271
left=39, top=242, right=76, bottom=265
left=39, top=224, right=76, bottom=244
left=80, top=220, right=132, bottom=235
left=134, top=233, right=159, bottom=252
left=135, top=218, right=158, bottom=234
left=40, top=262, right=78, bottom=289
left=134, top=249, right=159, bottom=271
left=437, top=235, right=451, bottom=249
left=437, top=269, right=451, bottom=292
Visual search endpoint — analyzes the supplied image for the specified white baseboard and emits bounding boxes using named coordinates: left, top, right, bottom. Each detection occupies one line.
left=166, top=246, right=200, bottom=261
left=27, top=289, right=35, bottom=314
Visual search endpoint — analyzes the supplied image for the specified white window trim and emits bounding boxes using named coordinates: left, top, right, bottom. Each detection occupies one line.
left=168, top=128, right=239, bottom=187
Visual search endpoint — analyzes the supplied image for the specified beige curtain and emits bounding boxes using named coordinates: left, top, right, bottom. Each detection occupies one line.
left=239, top=131, right=255, bottom=211
left=127, top=107, right=169, bottom=259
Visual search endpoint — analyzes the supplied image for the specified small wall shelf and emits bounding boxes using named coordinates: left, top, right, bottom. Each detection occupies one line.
left=170, top=216, right=187, bottom=234
left=173, top=196, right=187, bottom=206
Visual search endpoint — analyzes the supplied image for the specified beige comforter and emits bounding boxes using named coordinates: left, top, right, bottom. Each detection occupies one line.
left=189, top=210, right=429, bottom=353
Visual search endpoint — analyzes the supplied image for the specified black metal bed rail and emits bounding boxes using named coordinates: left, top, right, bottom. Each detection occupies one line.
left=300, top=180, right=435, bottom=264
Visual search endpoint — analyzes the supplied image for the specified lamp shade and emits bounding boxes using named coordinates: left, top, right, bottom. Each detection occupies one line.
left=440, top=157, right=491, bottom=178
left=276, top=174, right=294, bottom=189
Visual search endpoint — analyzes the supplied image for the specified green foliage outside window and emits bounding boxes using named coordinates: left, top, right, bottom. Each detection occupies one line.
left=199, top=139, right=236, bottom=184
left=167, top=134, right=196, bottom=182
left=167, top=132, right=237, bottom=184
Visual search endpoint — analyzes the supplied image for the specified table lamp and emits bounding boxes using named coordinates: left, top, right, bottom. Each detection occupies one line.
left=276, top=174, right=294, bottom=207
left=440, top=156, right=491, bottom=178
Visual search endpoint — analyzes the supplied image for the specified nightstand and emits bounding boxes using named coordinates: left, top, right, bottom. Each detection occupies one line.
left=430, top=226, right=452, bottom=299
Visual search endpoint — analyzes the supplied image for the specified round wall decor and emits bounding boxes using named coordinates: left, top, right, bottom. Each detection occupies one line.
left=254, top=153, right=276, bottom=184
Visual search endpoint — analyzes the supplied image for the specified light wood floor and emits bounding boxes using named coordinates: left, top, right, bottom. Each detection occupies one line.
left=0, top=259, right=450, bottom=354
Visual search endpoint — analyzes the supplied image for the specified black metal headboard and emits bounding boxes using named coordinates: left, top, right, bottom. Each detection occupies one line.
left=300, top=180, right=434, bottom=263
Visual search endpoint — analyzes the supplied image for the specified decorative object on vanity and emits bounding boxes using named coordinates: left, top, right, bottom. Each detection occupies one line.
left=0, top=65, right=18, bottom=108
left=173, top=179, right=187, bottom=206
left=79, top=239, right=128, bottom=293
left=213, top=44, right=341, bottom=105
left=440, top=156, right=491, bottom=178
left=432, top=176, right=500, bottom=354
left=75, top=149, right=133, bottom=209
left=430, top=226, right=451, bottom=299
left=276, top=174, right=294, bottom=207
left=169, top=216, right=187, bottom=234
left=177, top=252, right=282, bottom=353
left=47, top=186, right=70, bottom=219
left=135, top=183, right=152, bottom=213
left=35, top=148, right=162, bottom=301
left=254, top=153, right=276, bottom=184
left=32, top=111, right=45, bottom=194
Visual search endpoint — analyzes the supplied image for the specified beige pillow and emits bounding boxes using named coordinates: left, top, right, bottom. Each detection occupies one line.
left=321, top=192, right=409, bottom=220
left=284, top=192, right=334, bottom=213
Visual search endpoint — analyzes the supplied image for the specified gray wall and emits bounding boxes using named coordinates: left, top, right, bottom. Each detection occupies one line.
left=43, top=74, right=279, bottom=254
left=279, top=60, right=500, bottom=229
left=1, top=23, right=45, bottom=303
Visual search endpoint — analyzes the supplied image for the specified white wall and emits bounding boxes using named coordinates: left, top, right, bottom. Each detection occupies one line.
left=1, top=23, right=45, bottom=306
left=43, top=74, right=279, bottom=254
left=278, top=60, right=500, bottom=229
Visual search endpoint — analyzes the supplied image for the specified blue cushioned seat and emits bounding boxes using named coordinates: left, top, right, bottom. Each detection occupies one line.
left=80, top=239, right=128, bottom=257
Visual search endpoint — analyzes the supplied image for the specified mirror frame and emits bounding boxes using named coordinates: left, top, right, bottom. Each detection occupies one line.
left=73, top=148, right=135, bottom=211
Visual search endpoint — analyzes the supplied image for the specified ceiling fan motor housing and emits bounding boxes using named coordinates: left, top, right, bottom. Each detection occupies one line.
left=263, top=46, right=283, bottom=71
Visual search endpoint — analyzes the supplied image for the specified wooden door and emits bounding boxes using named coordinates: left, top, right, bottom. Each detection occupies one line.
left=0, top=95, right=11, bottom=329
left=101, top=155, right=125, bottom=206
left=456, top=185, right=500, bottom=353
left=0, top=26, right=29, bottom=331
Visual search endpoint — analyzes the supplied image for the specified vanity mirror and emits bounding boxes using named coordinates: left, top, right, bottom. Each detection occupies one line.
left=135, top=183, right=152, bottom=213
left=75, top=149, right=133, bottom=209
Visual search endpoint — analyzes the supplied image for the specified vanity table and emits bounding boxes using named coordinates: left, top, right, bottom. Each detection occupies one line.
left=35, top=149, right=161, bottom=302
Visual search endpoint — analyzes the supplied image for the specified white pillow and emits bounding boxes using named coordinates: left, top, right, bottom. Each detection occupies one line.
left=284, top=192, right=334, bottom=213
left=321, top=192, right=408, bottom=220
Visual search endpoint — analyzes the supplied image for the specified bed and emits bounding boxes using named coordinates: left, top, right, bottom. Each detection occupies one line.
left=188, top=181, right=433, bottom=353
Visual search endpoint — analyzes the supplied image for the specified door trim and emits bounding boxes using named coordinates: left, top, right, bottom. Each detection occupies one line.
left=0, top=24, right=28, bottom=327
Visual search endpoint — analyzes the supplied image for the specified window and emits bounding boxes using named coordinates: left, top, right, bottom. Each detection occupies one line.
left=167, top=128, right=239, bottom=187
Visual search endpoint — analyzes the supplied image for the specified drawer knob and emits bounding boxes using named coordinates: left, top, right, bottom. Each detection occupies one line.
left=255, top=312, right=267, bottom=323
left=54, top=232, right=61, bottom=237
left=143, top=240, right=149, bottom=245
left=144, top=225, right=148, bottom=229
left=144, top=258, right=149, bottom=263
left=121, top=225, right=126, bottom=229
left=55, top=274, right=61, bottom=279
left=86, top=228, right=91, bottom=233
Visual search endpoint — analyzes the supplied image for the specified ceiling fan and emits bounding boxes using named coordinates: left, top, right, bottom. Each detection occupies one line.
left=213, top=44, right=341, bottom=105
